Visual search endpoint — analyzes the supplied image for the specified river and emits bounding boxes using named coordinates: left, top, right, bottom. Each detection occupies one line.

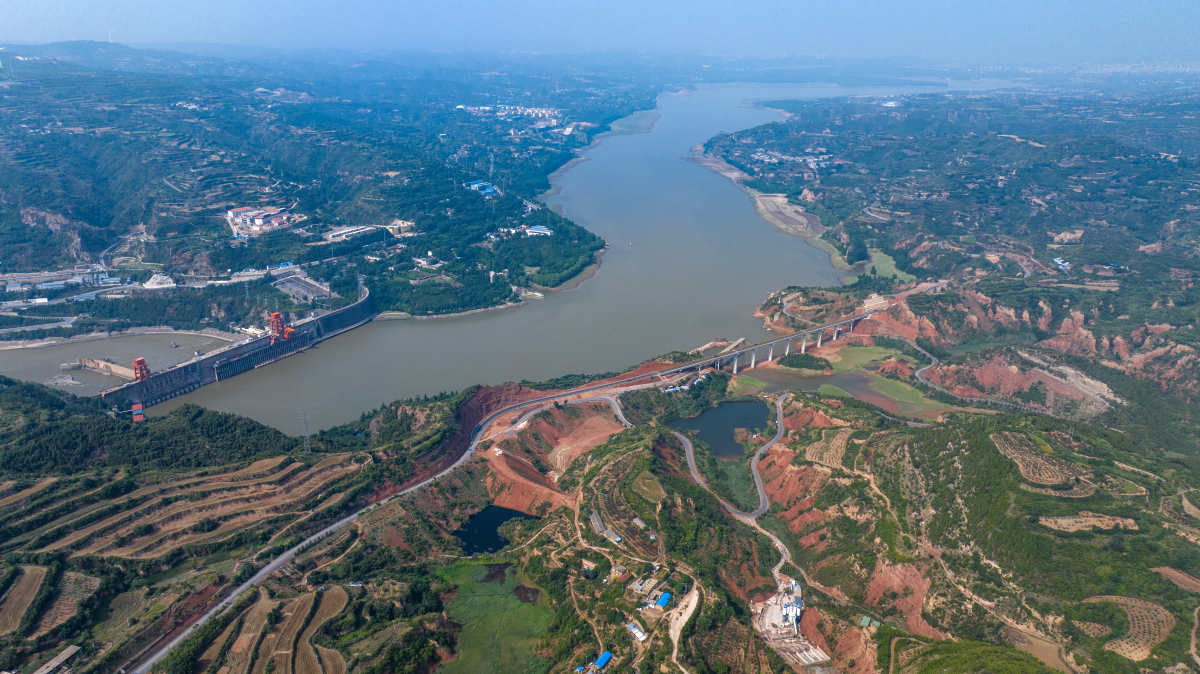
left=0, top=80, right=1002, bottom=432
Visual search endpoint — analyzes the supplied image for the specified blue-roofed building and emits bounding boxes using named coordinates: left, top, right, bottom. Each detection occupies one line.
left=655, top=592, right=671, bottom=608
left=595, top=651, right=612, bottom=668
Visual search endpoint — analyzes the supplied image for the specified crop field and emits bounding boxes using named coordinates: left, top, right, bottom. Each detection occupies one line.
left=991, top=432, right=1092, bottom=485
left=632, top=470, right=666, bottom=502
left=0, top=566, right=45, bottom=634
left=315, top=645, right=346, bottom=674
left=13, top=455, right=359, bottom=560
left=805, top=429, right=853, bottom=468
left=1039, top=512, right=1138, bottom=533
left=1083, top=596, right=1175, bottom=661
left=225, top=591, right=277, bottom=674
left=0, top=478, right=57, bottom=510
left=295, top=587, right=347, bottom=674
left=271, top=592, right=315, bottom=674
left=1019, top=482, right=1098, bottom=498
left=33, top=571, right=101, bottom=636
left=1073, top=620, right=1113, bottom=638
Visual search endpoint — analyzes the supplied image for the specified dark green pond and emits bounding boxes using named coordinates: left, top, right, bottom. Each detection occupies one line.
left=669, top=400, right=770, bottom=460
left=454, top=505, right=538, bottom=556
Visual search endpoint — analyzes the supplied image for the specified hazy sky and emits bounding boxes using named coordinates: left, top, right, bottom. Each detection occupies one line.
left=3, top=0, right=1199, bottom=64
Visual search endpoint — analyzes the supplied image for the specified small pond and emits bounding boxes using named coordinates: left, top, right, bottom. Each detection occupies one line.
left=669, top=400, right=771, bottom=460
left=454, top=505, right=539, bottom=556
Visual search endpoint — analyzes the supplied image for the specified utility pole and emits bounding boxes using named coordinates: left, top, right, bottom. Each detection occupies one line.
left=300, top=409, right=311, bottom=454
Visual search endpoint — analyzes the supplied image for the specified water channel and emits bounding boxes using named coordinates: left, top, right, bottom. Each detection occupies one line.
left=453, top=505, right=539, bottom=556
left=0, top=80, right=1002, bottom=432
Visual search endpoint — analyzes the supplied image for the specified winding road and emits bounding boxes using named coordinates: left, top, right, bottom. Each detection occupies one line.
left=675, top=393, right=788, bottom=519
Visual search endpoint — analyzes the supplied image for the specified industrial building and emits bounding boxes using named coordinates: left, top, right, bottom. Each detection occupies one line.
left=626, top=621, right=647, bottom=642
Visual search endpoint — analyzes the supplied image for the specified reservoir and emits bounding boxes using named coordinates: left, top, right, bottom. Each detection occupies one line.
left=0, top=80, right=1000, bottom=432
left=670, top=400, right=771, bottom=460
left=454, top=506, right=539, bottom=556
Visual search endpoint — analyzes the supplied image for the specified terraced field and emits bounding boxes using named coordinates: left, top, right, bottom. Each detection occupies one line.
left=271, top=593, right=315, bottom=674
left=804, top=429, right=853, bottom=468
left=295, top=587, right=348, bottom=674
left=6, top=456, right=359, bottom=560
left=1072, top=620, right=1112, bottom=638
left=1039, top=512, right=1138, bottom=533
left=992, top=432, right=1092, bottom=485
left=1083, top=596, right=1175, bottom=661
left=0, top=566, right=45, bottom=634
left=33, top=571, right=101, bottom=636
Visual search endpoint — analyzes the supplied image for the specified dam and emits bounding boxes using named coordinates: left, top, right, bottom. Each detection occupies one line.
left=96, top=284, right=372, bottom=408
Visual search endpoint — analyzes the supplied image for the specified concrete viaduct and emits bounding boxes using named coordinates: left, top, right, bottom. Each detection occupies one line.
left=652, top=308, right=885, bottom=378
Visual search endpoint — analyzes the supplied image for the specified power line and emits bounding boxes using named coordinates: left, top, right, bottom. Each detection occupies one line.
left=299, top=409, right=311, bottom=454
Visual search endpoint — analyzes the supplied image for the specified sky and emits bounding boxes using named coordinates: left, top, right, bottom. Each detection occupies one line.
left=2, top=0, right=1199, bottom=64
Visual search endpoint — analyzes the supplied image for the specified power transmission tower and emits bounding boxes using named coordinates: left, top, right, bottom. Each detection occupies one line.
left=299, top=409, right=311, bottom=453
left=245, top=282, right=250, bottom=299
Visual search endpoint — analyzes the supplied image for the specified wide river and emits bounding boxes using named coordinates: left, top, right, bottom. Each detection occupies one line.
left=1, top=81, right=1000, bottom=433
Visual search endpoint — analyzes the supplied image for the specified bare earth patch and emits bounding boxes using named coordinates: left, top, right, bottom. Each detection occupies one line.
left=1151, top=567, right=1200, bottom=593
left=1039, top=512, right=1137, bottom=532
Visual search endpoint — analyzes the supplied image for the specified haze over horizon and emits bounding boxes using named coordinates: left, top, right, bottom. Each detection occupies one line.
left=2, top=0, right=1199, bottom=66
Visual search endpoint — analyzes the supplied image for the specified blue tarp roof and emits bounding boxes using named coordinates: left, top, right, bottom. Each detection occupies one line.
left=595, top=651, right=612, bottom=667
left=655, top=592, right=671, bottom=607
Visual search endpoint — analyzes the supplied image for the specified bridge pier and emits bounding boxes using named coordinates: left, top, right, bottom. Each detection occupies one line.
left=816, top=331, right=823, bottom=348
left=833, top=327, right=840, bottom=342
left=767, top=344, right=773, bottom=362
left=750, top=349, right=756, bottom=369
left=784, top=339, right=791, bottom=357
left=801, top=334, right=807, bottom=354
left=732, top=354, right=739, bottom=374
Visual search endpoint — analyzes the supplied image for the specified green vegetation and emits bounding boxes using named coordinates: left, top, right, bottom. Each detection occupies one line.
left=437, top=563, right=553, bottom=674
left=777, top=353, right=832, bottom=371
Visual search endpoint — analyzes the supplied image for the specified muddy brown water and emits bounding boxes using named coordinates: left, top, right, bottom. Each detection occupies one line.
left=0, top=81, right=1005, bottom=432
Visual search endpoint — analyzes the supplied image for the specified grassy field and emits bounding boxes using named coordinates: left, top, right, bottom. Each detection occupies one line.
left=632, top=470, right=666, bottom=502
left=826, top=345, right=902, bottom=373
left=867, top=375, right=948, bottom=417
left=816, top=384, right=851, bottom=398
left=437, top=563, right=553, bottom=674
left=730, top=375, right=769, bottom=395
left=868, top=249, right=917, bottom=282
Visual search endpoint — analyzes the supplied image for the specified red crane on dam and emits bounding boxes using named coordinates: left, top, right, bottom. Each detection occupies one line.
left=269, top=312, right=295, bottom=345
left=132, top=357, right=151, bottom=381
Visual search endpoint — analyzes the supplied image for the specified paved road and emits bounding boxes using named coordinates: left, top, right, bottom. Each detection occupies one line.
left=0, top=318, right=74, bottom=334
left=675, top=393, right=789, bottom=519
left=902, top=337, right=1048, bottom=416
left=132, top=312, right=875, bottom=671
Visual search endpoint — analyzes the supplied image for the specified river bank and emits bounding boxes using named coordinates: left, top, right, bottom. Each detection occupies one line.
left=685, top=146, right=860, bottom=276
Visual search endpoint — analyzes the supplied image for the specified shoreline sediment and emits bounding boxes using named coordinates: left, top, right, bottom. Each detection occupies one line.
left=684, top=145, right=860, bottom=278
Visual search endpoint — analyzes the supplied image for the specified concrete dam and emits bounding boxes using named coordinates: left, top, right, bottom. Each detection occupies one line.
left=97, top=286, right=373, bottom=408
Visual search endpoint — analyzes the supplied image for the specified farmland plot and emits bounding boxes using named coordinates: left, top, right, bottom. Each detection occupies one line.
left=295, top=587, right=348, bottom=674
left=315, top=645, right=346, bottom=674
left=271, top=592, right=315, bottom=674
left=1072, top=620, right=1112, bottom=638
left=33, top=572, right=100, bottom=636
left=1083, top=596, right=1175, bottom=661
left=1039, top=512, right=1137, bottom=532
left=1151, top=567, right=1200, bottom=593
left=225, top=591, right=278, bottom=674
left=991, top=432, right=1092, bottom=484
left=805, top=429, right=853, bottom=468
left=0, top=566, right=45, bottom=634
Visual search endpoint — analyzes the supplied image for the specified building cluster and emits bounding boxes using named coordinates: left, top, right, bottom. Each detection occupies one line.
left=6, top=272, right=123, bottom=294
left=589, top=508, right=623, bottom=543
left=324, top=225, right=378, bottom=242
left=750, top=149, right=832, bottom=170
left=226, top=207, right=304, bottom=238
left=466, top=180, right=501, bottom=197
left=483, top=224, right=553, bottom=245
